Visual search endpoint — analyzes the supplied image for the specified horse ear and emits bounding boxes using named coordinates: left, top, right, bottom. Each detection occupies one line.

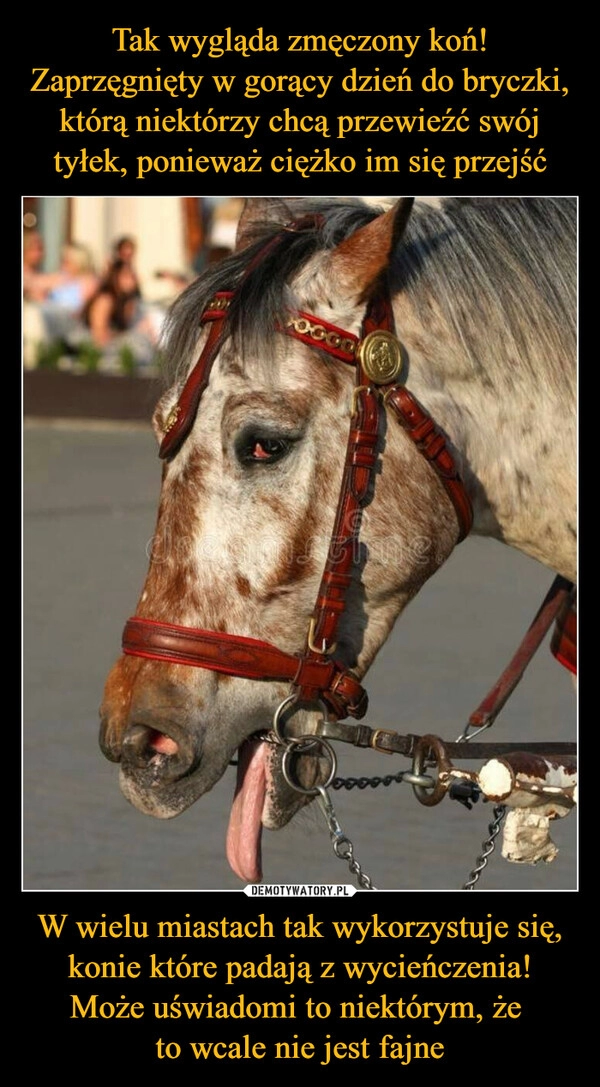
left=332, top=197, right=414, bottom=300
left=235, top=198, right=291, bottom=251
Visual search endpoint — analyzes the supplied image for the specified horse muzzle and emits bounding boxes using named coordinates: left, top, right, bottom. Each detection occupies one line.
left=99, top=654, right=337, bottom=884
left=99, top=658, right=218, bottom=817
left=99, top=655, right=305, bottom=824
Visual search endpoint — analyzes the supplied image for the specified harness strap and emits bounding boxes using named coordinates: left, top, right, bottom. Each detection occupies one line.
left=159, top=294, right=232, bottom=460
left=312, top=718, right=577, bottom=759
left=551, top=585, right=577, bottom=674
left=301, top=385, right=380, bottom=665
left=282, top=312, right=359, bottom=365
left=467, top=574, right=575, bottom=730
left=123, top=616, right=368, bottom=719
left=385, top=386, right=473, bottom=542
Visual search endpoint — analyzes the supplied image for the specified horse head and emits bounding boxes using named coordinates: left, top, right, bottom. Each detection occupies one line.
left=103, top=195, right=574, bottom=882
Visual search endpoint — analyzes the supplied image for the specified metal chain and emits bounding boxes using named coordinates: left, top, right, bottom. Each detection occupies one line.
left=463, top=804, right=506, bottom=890
left=246, top=715, right=513, bottom=892
left=332, top=771, right=408, bottom=791
left=316, top=786, right=376, bottom=889
left=268, top=700, right=377, bottom=889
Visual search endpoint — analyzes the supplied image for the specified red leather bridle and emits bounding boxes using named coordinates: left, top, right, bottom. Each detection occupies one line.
left=122, top=232, right=473, bottom=722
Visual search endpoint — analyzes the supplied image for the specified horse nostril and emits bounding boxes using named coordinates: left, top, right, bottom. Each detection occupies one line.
left=122, top=724, right=155, bottom=766
left=121, top=723, right=195, bottom=785
left=147, top=729, right=180, bottom=756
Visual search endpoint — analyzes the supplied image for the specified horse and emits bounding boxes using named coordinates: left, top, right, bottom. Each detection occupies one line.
left=99, top=196, right=576, bottom=884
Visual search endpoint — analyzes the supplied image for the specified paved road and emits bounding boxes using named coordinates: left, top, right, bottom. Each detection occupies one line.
left=24, top=422, right=576, bottom=891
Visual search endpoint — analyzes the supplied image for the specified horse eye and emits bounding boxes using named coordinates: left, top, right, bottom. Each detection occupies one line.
left=237, top=436, right=291, bottom=466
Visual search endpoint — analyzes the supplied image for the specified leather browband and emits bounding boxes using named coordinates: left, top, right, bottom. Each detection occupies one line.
left=124, top=277, right=474, bottom=721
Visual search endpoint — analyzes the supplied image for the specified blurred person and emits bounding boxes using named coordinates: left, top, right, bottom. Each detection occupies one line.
left=23, top=229, right=48, bottom=301
left=24, top=234, right=98, bottom=363
left=25, top=241, right=98, bottom=344
left=82, top=258, right=157, bottom=369
left=103, top=235, right=138, bottom=278
left=113, top=235, right=136, bottom=265
left=45, top=243, right=98, bottom=321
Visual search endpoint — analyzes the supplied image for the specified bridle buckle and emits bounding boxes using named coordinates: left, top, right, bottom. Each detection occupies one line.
left=307, top=617, right=337, bottom=657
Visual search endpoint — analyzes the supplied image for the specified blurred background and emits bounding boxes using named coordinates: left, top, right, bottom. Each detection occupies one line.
left=23, top=195, right=243, bottom=379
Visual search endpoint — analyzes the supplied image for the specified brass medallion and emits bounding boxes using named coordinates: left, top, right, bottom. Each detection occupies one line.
left=358, top=330, right=404, bottom=384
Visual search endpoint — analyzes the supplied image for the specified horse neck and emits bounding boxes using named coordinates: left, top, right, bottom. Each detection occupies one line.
left=392, top=293, right=576, bottom=583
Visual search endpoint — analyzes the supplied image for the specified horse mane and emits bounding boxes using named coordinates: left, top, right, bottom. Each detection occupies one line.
left=162, top=197, right=576, bottom=394
left=162, top=199, right=382, bottom=382
left=393, top=197, right=576, bottom=393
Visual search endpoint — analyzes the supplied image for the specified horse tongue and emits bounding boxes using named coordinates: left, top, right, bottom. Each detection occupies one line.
left=226, top=740, right=266, bottom=883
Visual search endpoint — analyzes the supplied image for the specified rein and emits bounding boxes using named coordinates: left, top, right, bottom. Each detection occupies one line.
left=123, top=265, right=473, bottom=722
